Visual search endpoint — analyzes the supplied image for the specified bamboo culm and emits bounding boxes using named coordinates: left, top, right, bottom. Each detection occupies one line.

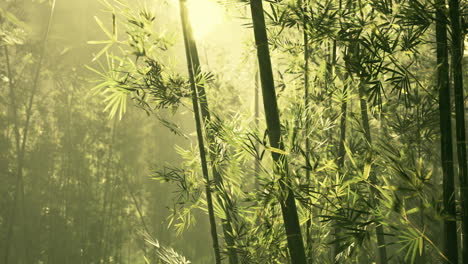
left=180, top=1, right=239, bottom=263
left=435, top=0, right=458, bottom=262
left=249, top=1, right=308, bottom=263
left=448, top=0, right=468, bottom=261
left=179, top=1, right=221, bottom=263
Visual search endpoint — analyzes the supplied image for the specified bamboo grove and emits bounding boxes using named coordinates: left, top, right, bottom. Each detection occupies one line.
left=0, top=0, right=467, bottom=263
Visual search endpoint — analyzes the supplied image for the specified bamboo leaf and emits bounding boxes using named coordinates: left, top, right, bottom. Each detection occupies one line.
left=362, top=161, right=372, bottom=180
left=267, top=147, right=289, bottom=155
left=94, top=16, right=113, bottom=38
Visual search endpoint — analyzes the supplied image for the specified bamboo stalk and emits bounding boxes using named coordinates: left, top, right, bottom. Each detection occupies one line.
left=352, top=1, right=388, bottom=260
left=358, top=85, right=387, bottom=264
left=448, top=0, right=467, bottom=261
left=179, top=1, right=239, bottom=263
left=255, top=68, right=260, bottom=187
left=435, top=0, right=459, bottom=262
left=299, top=2, right=313, bottom=258
left=249, top=1, right=307, bottom=263
left=178, top=1, right=221, bottom=262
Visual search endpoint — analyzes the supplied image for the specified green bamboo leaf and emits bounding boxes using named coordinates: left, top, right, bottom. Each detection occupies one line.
left=267, top=147, right=289, bottom=155
left=87, top=40, right=113, bottom=45
left=92, top=43, right=113, bottom=62
left=0, top=8, right=30, bottom=30
left=406, top=207, right=420, bottom=215
left=343, top=141, right=358, bottom=170
left=362, top=161, right=372, bottom=180
left=94, top=16, right=113, bottom=38
left=85, top=64, right=108, bottom=79
left=419, top=236, right=424, bottom=255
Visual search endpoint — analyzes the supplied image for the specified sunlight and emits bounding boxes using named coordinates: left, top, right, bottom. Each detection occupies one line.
left=187, top=0, right=225, bottom=39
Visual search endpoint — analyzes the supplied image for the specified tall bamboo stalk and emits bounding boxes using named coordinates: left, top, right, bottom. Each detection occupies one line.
left=179, top=1, right=238, bottom=263
left=358, top=85, right=387, bottom=264
left=332, top=2, right=350, bottom=261
left=254, top=69, right=260, bottom=186
left=333, top=52, right=349, bottom=263
left=435, top=0, right=459, bottom=262
left=352, top=0, right=388, bottom=260
left=414, top=87, right=427, bottom=264
left=448, top=0, right=467, bottom=261
left=99, top=119, right=117, bottom=263
left=178, top=1, right=221, bottom=263
left=298, top=3, right=313, bottom=258
left=249, top=1, right=307, bottom=263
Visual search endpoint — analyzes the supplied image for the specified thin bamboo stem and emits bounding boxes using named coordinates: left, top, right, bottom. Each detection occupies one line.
left=249, top=1, right=307, bottom=263
left=179, top=1, right=221, bottom=263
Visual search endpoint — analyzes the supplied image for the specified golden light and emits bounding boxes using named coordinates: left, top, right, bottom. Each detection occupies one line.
left=186, top=0, right=225, bottom=39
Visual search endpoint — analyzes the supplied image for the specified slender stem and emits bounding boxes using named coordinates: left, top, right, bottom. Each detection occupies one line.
left=99, top=118, right=117, bottom=262
left=435, top=0, right=459, bottom=262
left=448, top=0, right=468, bottom=261
left=179, top=1, right=221, bottom=263
left=299, top=0, right=313, bottom=261
left=334, top=57, right=348, bottom=263
left=249, top=1, right=307, bottom=263
left=358, top=79, right=388, bottom=264
left=123, top=169, right=151, bottom=237
left=180, top=1, right=239, bottom=263
left=254, top=68, right=260, bottom=187
left=352, top=1, right=388, bottom=260
left=415, top=85, right=426, bottom=264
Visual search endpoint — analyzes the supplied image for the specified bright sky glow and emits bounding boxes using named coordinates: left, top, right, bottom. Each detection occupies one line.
left=187, top=0, right=225, bottom=39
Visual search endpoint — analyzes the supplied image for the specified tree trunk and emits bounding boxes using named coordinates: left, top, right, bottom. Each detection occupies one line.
left=249, top=1, right=307, bottom=263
